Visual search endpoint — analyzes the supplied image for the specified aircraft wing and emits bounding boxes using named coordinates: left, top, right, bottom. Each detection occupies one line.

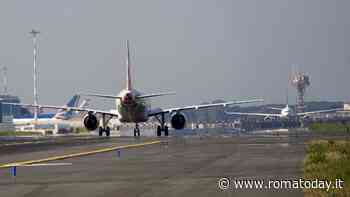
left=148, top=98, right=264, bottom=116
left=4, top=103, right=118, bottom=117
left=297, top=108, right=343, bottom=116
left=269, top=107, right=284, bottom=111
left=224, top=111, right=282, bottom=117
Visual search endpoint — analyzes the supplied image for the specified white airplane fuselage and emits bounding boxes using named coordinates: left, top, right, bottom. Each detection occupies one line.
left=280, top=105, right=293, bottom=118
left=116, top=89, right=150, bottom=123
left=13, top=118, right=54, bottom=126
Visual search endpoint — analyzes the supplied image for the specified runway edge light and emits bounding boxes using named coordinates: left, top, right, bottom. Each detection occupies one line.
left=11, top=166, right=16, bottom=177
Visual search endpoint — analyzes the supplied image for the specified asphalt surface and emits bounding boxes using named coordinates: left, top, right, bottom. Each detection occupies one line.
left=0, top=130, right=345, bottom=197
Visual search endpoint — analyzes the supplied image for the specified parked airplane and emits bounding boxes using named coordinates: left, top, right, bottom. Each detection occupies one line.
left=8, top=41, right=263, bottom=137
left=12, top=95, right=89, bottom=126
left=54, top=98, right=90, bottom=120
left=225, top=104, right=342, bottom=120
left=13, top=95, right=80, bottom=125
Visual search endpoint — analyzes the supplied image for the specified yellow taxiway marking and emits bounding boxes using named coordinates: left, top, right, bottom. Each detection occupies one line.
left=0, top=140, right=161, bottom=168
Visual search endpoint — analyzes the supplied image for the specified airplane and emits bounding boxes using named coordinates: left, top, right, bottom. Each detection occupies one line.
left=54, top=98, right=90, bottom=120
left=7, top=40, right=263, bottom=137
left=225, top=104, right=342, bottom=120
left=12, top=94, right=81, bottom=125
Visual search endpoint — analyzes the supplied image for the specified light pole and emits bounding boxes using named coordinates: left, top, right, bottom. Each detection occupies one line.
left=29, top=29, right=40, bottom=125
left=1, top=65, right=8, bottom=95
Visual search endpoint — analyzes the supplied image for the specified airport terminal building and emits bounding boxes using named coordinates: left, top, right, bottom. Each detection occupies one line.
left=0, top=94, right=19, bottom=131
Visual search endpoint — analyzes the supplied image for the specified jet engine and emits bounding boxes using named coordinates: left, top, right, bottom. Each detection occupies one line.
left=170, top=112, right=186, bottom=130
left=83, top=113, right=99, bottom=131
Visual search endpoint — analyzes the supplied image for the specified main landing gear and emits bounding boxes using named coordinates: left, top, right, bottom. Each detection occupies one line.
left=155, top=113, right=169, bottom=137
left=99, top=114, right=112, bottom=137
left=134, top=124, right=140, bottom=137
left=99, top=126, right=110, bottom=137
left=157, top=125, right=168, bottom=137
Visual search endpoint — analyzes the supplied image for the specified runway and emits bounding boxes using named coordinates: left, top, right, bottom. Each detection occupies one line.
left=0, top=130, right=345, bottom=197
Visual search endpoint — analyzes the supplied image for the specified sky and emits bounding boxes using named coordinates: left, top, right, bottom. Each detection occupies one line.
left=0, top=0, right=349, bottom=109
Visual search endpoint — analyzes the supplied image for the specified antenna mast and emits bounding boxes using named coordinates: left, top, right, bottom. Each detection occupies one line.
left=290, top=67, right=310, bottom=113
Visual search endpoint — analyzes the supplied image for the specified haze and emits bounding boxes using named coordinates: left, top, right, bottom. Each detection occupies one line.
left=0, top=0, right=349, bottom=109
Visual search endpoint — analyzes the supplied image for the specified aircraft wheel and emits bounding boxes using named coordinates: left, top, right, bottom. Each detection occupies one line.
left=164, top=126, right=169, bottom=136
left=98, top=127, right=103, bottom=136
left=106, top=127, right=111, bottom=137
left=157, top=125, right=162, bottom=137
left=134, top=128, right=137, bottom=137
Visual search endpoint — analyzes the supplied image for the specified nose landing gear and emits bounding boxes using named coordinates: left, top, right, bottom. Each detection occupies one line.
left=134, top=124, right=140, bottom=137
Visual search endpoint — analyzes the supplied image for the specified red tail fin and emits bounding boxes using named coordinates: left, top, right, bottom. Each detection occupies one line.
left=126, top=40, right=132, bottom=90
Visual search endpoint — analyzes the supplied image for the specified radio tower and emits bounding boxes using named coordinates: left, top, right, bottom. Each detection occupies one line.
left=29, top=29, right=40, bottom=124
left=290, top=71, right=310, bottom=113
